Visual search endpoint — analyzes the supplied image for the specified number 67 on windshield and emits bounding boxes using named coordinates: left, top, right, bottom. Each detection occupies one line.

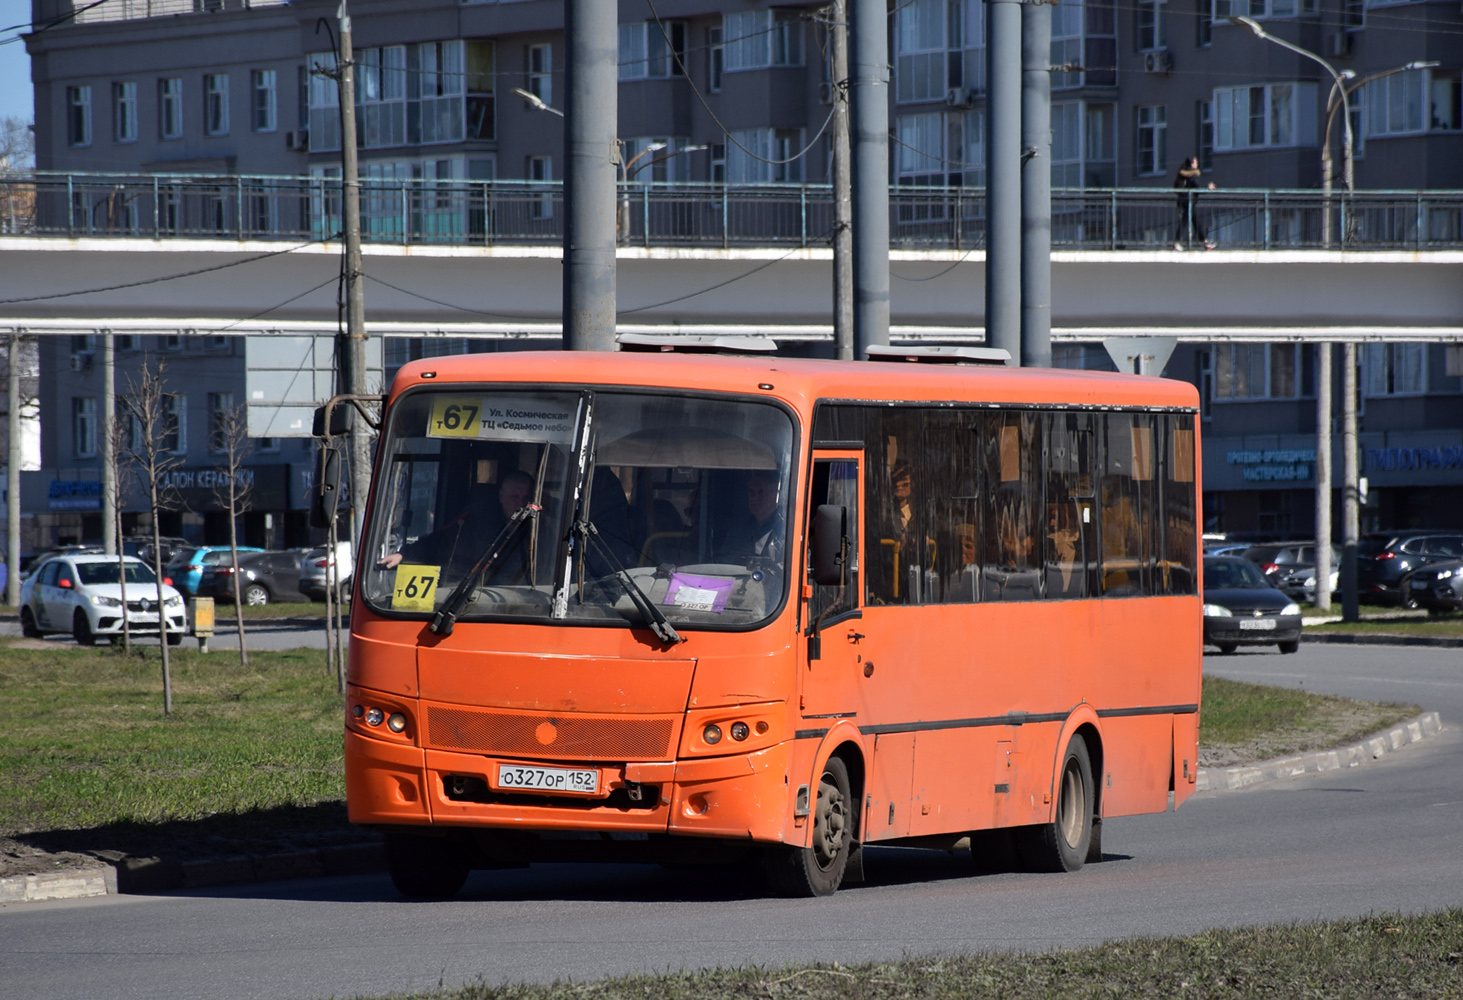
left=429, top=397, right=482, bottom=438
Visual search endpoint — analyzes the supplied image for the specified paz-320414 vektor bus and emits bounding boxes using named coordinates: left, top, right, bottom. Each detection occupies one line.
left=343, top=350, right=1202, bottom=897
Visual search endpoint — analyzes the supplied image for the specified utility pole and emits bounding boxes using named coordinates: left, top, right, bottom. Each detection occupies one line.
left=1314, top=343, right=1332, bottom=610
left=562, top=0, right=618, bottom=351
left=101, top=331, right=116, bottom=555
left=6, top=333, right=21, bottom=607
left=338, top=0, right=371, bottom=541
left=830, top=0, right=853, bottom=360
left=849, top=0, right=889, bottom=357
left=985, top=0, right=1021, bottom=364
left=1341, top=343, right=1360, bottom=622
left=1019, top=0, right=1052, bottom=370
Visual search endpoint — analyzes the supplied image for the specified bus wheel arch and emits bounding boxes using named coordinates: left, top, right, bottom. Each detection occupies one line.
left=1018, top=715, right=1101, bottom=874
left=765, top=737, right=865, bottom=897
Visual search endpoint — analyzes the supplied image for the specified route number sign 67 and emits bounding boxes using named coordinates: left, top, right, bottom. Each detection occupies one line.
left=428, top=396, right=483, bottom=438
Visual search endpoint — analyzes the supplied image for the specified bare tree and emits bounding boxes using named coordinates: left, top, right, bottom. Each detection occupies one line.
left=122, top=359, right=186, bottom=714
left=209, top=401, right=254, bottom=666
left=4, top=334, right=40, bottom=606
left=1, top=118, right=36, bottom=236
left=103, top=410, right=138, bottom=655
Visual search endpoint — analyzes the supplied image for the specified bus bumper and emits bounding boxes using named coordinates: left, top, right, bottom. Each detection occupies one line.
left=346, top=728, right=794, bottom=843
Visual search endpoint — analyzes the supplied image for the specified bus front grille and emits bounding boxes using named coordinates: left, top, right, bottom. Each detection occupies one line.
left=425, top=707, right=676, bottom=761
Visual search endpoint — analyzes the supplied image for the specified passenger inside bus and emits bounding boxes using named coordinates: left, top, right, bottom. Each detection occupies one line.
left=378, top=468, right=537, bottom=585
left=716, top=469, right=785, bottom=566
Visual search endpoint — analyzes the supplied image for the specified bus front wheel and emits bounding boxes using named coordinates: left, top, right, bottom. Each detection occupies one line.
left=384, top=832, right=470, bottom=899
left=1017, top=734, right=1094, bottom=873
left=764, top=755, right=853, bottom=897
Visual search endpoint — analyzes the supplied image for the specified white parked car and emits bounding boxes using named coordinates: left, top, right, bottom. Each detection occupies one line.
left=19, top=554, right=187, bottom=646
left=300, top=541, right=353, bottom=602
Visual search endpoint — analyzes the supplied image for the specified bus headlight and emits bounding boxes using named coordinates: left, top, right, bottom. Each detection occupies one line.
left=703, top=724, right=722, bottom=745
left=365, top=707, right=385, bottom=727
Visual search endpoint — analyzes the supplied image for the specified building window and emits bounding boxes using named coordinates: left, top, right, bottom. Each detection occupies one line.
left=526, top=43, right=552, bottom=107
left=894, top=0, right=985, bottom=104
left=1136, top=105, right=1166, bottom=176
left=1213, top=83, right=1316, bottom=150
left=417, top=41, right=469, bottom=144
left=208, top=392, right=233, bottom=453
left=158, top=333, right=182, bottom=351
left=465, top=41, right=495, bottom=141
left=204, top=73, right=230, bottom=135
left=1197, top=0, right=1212, bottom=46
left=1364, top=343, right=1427, bottom=396
left=528, top=155, right=552, bottom=219
left=68, top=86, right=92, bottom=147
left=894, top=110, right=984, bottom=189
left=159, top=78, right=183, bottom=140
left=1364, top=69, right=1425, bottom=137
left=708, top=26, right=723, bottom=93
left=1211, top=343, right=1311, bottom=401
left=115, top=334, right=136, bottom=351
left=1052, top=0, right=1115, bottom=90
left=73, top=397, right=98, bottom=459
left=1136, top=0, right=1166, bottom=51
left=163, top=394, right=187, bottom=454
left=252, top=69, right=277, bottom=132
left=727, top=128, right=806, bottom=184
left=619, top=21, right=686, bottom=80
left=113, top=82, right=137, bottom=143
left=1051, top=101, right=1114, bottom=188
left=722, top=11, right=800, bottom=73
left=1431, top=72, right=1460, bottom=131
left=356, top=46, right=407, bottom=147
left=710, top=142, right=725, bottom=183
left=1198, top=99, right=1214, bottom=170
left=1211, top=0, right=1318, bottom=18
left=308, top=52, right=341, bottom=151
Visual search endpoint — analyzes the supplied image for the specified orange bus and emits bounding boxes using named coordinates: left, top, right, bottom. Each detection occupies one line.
left=343, top=349, right=1202, bottom=897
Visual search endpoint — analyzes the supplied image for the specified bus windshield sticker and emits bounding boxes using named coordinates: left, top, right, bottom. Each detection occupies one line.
left=391, top=563, right=441, bottom=612
left=427, top=395, right=577, bottom=444
left=664, top=573, right=734, bottom=613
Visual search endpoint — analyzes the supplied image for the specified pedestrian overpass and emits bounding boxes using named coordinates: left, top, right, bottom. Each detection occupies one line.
left=3, top=237, right=1461, bottom=348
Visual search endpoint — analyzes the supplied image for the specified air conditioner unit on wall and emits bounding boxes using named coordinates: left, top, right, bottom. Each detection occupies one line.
left=818, top=81, right=835, bottom=106
left=1143, top=51, right=1174, bottom=75
left=946, top=87, right=974, bottom=109
left=285, top=129, right=308, bottom=151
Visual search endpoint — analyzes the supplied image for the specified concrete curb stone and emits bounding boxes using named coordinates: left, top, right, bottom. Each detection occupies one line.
left=1195, top=711, right=1444, bottom=792
left=1302, top=632, right=1463, bottom=649
left=0, top=865, right=117, bottom=904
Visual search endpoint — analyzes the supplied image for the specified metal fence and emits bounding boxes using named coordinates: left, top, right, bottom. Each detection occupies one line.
left=4, top=171, right=1462, bottom=251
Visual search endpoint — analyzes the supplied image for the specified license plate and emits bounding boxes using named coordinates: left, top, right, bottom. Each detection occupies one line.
left=497, top=764, right=599, bottom=795
left=1239, top=618, right=1276, bottom=630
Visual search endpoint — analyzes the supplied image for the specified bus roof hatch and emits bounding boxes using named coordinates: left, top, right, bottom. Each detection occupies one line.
left=617, top=333, right=779, bottom=355
left=866, top=345, right=1012, bottom=366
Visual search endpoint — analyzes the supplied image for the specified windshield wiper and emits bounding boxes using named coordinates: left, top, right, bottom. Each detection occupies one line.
left=576, top=519, right=683, bottom=646
left=428, top=503, right=540, bottom=638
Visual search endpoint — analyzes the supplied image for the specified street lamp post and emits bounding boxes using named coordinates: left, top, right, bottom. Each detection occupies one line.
left=619, top=143, right=708, bottom=243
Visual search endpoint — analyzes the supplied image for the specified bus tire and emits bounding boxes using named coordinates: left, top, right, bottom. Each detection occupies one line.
left=384, top=832, right=470, bottom=899
left=763, top=755, right=853, bottom=897
left=1017, top=734, right=1093, bottom=874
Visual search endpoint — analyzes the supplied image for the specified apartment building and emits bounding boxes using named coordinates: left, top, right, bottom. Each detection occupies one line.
left=15, top=0, right=1463, bottom=547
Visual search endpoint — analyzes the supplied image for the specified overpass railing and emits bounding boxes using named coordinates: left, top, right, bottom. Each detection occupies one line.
left=3, top=171, right=1461, bottom=251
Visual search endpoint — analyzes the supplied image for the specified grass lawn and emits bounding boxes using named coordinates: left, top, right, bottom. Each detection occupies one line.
left=1199, top=676, right=1416, bottom=768
left=0, top=643, right=343, bottom=837
left=375, top=910, right=1463, bottom=1000
left=1306, top=615, right=1463, bottom=638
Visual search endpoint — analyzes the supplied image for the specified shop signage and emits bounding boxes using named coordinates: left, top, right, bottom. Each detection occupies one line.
left=1367, top=446, right=1463, bottom=473
left=1225, top=449, right=1315, bottom=483
left=48, top=480, right=102, bottom=511
left=155, top=464, right=291, bottom=510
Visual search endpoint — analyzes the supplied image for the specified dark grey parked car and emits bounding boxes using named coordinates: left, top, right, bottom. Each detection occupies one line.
left=200, top=549, right=313, bottom=605
left=1356, top=531, right=1463, bottom=606
left=1203, top=556, right=1303, bottom=654
left=1401, top=559, right=1463, bottom=614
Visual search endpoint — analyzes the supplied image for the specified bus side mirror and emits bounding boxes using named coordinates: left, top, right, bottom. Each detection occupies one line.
left=811, top=504, right=847, bottom=586
left=310, top=446, right=342, bottom=529
left=312, top=402, right=352, bottom=438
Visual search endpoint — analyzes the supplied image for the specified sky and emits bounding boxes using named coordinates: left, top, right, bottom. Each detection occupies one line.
left=1, top=0, right=33, bottom=123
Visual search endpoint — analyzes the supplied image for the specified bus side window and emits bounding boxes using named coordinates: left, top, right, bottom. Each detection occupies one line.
left=978, top=410, right=1042, bottom=602
left=1160, top=414, right=1198, bottom=594
left=1100, top=413, right=1157, bottom=596
left=1045, top=412, right=1096, bottom=600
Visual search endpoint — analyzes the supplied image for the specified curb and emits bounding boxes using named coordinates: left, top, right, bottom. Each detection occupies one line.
left=0, top=841, right=383, bottom=905
left=1303, top=632, right=1463, bottom=649
left=1196, top=711, right=1444, bottom=792
left=0, top=865, right=117, bottom=904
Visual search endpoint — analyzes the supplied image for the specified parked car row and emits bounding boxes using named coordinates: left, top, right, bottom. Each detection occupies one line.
left=193, top=544, right=354, bottom=606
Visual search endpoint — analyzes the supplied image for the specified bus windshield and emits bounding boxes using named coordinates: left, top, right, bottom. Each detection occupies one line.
left=361, top=387, right=797, bottom=630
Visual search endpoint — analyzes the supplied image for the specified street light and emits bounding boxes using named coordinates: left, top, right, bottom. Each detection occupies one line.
left=618, top=143, right=709, bottom=241
left=1320, top=61, right=1439, bottom=219
left=511, top=86, right=563, bottom=117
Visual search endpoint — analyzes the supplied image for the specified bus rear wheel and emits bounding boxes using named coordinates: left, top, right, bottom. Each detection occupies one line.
left=1017, top=734, right=1094, bottom=873
left=763, top=756, right=853, bottom=897
left=384, top=832, right=470, bottom=899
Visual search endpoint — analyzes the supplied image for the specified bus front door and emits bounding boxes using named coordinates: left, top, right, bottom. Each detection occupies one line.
left=801, top=453, right=863, bottom=720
